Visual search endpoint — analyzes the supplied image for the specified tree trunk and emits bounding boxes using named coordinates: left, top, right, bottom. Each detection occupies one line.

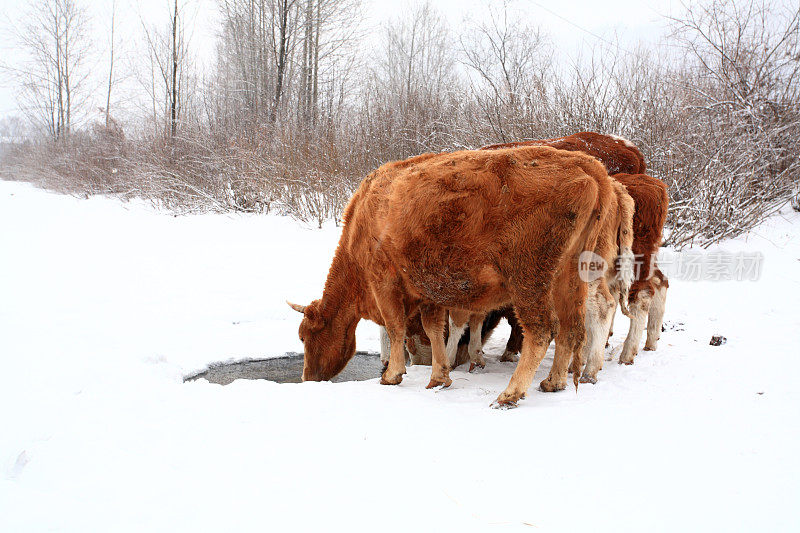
left=106, top=0, right=115, bottom=128
left=271, top=0, right=290, bottom=123
left=171, top=0, right=178, bottom=138
left=312, top=0, right=319, bottom=124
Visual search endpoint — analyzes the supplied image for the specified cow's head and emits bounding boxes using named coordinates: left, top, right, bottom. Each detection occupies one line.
left=287, top=300, right=357, bottom=381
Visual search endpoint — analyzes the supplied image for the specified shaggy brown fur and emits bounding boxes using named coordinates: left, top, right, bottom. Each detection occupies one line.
left=541, top=176, right=634, bottom=390
left=482, top=132, right=646, bottom=175
left=484, top=173, right=668, bottom=378
left=613, top=173, right=669, bottom=302
left=289, top=146, right=627, bottom=407
left=473, top=135, right=650, bottom=364
left=612, top=173, right=670, bottom=366
left=394, top=132, right=647, bottom=365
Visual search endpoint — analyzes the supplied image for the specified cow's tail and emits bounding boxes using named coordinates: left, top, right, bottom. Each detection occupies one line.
left=614, top=183, right=636, bottom=317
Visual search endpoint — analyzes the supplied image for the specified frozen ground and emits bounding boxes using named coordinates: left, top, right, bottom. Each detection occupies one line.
left=1, top=179, right=799, bottom=531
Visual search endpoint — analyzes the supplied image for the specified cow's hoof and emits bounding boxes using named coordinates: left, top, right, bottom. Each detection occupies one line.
left=643, top=344, right=657, bottom=351
left=499, top=351, right=519, bottom=363
left=492, top=390, right=525, bottom=408
left=380, top=372, right=403, bottom=385
left=579, top=374, right=597, bottom=384
left=619, top=349, right=636, bottom=365
left=468, top=362, right=485, bottom=373
left=491, top=391, right=525, bottom=409
left=490, top=399, right=517, bottom=410
left=539, top=378, right=566, bottom=392
left=426, top=376, right=452, bottom=389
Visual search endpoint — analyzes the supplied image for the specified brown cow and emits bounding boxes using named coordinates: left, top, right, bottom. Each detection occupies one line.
left=289, top=146, right=632, bottom=407
left=476, top=134, right=659, bottom=372
left=609, top=173, right=669, bottom=367
left=473, top=173, right=669, bottom=383
left=482, top=131, right=646, bottom=175
left=380, top=132, right=648, bottom=369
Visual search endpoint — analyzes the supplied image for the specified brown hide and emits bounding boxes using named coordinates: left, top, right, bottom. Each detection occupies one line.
left=486, top=172, right=666, bottom=358
left=613, top=173, right=669, bottom=301
left=294, top=146, right=617, bottom=384
left=482, top=132, right=646, bottom=176
left=401, top=145, right=639, bottom=367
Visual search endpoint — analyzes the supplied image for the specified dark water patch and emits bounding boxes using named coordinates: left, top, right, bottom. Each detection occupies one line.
left=184, top=351, right=383, bottom=385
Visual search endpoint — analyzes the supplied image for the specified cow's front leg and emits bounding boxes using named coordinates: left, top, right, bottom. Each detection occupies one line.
left=379, top=326, right=391, bottom=369
left=375, top=286, right=408, bottom=385
left=445, top=310, right=469, bottom=369
left=468, top=313, right=486, bottom=371
left=379, top=326, right=412, bottom=370
left=380, top=321, right=407, bottom=385
left=420, top=305, right=451, bottom=388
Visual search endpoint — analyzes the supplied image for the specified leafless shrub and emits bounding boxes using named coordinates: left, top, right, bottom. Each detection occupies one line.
left=1, top=0, right=797, bottom=245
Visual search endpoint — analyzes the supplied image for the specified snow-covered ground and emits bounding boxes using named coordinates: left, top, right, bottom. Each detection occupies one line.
left=1, top=179, right=799, bottom=532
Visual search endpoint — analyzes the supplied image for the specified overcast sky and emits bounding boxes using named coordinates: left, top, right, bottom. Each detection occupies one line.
left=0, top=0, right=679, bottom=122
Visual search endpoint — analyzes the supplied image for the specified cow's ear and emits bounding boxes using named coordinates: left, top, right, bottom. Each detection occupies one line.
left=305, top=303, right=319, bottom=322
left=304, top=301, right=325, bottom=331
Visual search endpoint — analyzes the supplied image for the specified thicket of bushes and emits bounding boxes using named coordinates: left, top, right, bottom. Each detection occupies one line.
left=1, top=0, right=798, bottom=246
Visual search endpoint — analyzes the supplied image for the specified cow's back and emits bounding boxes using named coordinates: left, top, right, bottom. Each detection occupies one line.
left=345, top=146, right=612, bottom=310
left=482, top=132, right=646, bottom=175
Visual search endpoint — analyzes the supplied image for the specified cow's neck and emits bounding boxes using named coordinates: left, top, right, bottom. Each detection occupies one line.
left=317, top=244, right=365, bottom=326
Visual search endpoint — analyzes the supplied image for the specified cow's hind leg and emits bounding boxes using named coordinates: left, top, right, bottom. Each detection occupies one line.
left=644, top=276, right=668, bottom=351
left=500, top=310, right=522, bottom=363
left=619, top=289, right=653, bottom=365
left=580, top=279, right=614, bottom=384
left=607, top=299, right=617, bottom=342
left=540, top=264, right=588, bottom=392
left=420, top=305, right=452, bottom=388
left=492, top=298, right=557, bottom=408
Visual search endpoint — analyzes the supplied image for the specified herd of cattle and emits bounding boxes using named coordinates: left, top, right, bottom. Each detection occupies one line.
left=288, top=132, right=669, bottom=408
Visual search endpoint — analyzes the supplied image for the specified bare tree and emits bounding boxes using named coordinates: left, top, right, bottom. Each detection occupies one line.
left=170, top=0, right=179, bottom=137
left=4, top=0, right=91, bottom=140
left=366, top=1, right=454, bottom=158
left=666, top=0, right=800, bottom=245
left=460, top=0, right=551, bottom=143
left=270, top=0, right=299, bottom=123
left=105, top=0, right=116, bottom=129
left=297, top=0, right=361, bottom=124
left=139, top=0, right=195, bottom=139
left=2, top=0, right=797, bottom=243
